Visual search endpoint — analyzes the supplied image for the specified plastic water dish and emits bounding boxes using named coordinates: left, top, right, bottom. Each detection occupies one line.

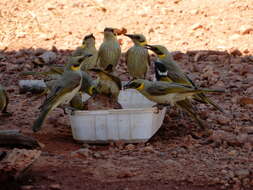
left=69, top=89, right=166, bottom=143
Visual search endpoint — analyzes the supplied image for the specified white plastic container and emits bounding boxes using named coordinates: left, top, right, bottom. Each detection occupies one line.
left=69, top=89, right=166, bottom=143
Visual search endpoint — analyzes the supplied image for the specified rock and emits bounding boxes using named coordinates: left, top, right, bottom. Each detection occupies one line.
left=239, top=25, right=253, bottom=35
left=228, top=150, right=237, bottom=156
left=234, top=169, right=250, bottom=179
left=164, top=159, right=181, bottom=168
left=125, top=144, right=135, bottom=151
left=143, top=146, right=155, bottom=153
left=117, top=170, right=136, bottom=178
left=229, top=34, right=241, bottom=40
left=238, top=97, right=253, bottom=105
left=236, top=133, right=248, bottom=144
left=216, top=115, right=230, bottom=125
left=38, top=51, right=57, bottom=64
left=21, top=185, right=34, bottom=190
left=71, top=148, right=90, bottom=158
left=229, top=48, right=242, bottom=56
left=50, top=183, right=61, bottom=190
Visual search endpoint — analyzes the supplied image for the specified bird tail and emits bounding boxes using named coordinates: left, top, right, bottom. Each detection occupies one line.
left=176, top=100, right=205, bottom=129
left=32, top=108, right=51, bottom=132
left=197, top=93, right=224, bottom=113
left=199, top=88, right=225, bottom=93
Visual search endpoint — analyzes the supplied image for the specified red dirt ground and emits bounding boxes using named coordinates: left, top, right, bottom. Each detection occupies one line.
left=0, top=0, right=253, bottom=189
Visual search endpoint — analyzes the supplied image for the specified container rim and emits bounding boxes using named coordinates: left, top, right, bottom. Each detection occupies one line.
left=68, top=107, right=166, bottom=116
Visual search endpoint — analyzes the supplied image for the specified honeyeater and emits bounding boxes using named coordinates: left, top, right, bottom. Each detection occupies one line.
left=124, top=79, right=224, bottom=108
left=97, top=27, right=121, bottom=72
left=124, top=33, right=150, bottom=79
left=90, top=65, right=121, bottom=100
left=32, top=54, right=92, bottom=132
left=145, top=44, right=224, bottom=113
left=72, top=33, right=98, bottom=71
left=154, top=61, right=205, bottom=128
left=0, top=84, right=11, bottom=116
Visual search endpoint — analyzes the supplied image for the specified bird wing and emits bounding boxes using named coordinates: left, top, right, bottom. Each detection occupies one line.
left=40, top=73, right=81, bottom=110
left=107, top=73, right=122, bottom=90
left=146, top=82, right=195, bottom=96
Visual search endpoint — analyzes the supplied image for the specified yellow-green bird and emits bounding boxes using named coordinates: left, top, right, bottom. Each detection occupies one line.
left=145, top=44, right=224, bottom=113
left=0, top=84, right=11, bottom=116
left=32, top=54, right=92, bottom=132
left=72, top=34, right=98, bottom=71
left=154, top=61, right=205, bottom=128
left=97, top=27, right=121, bottom=71
left=69, top=71, right=98, bottom=110
left=124, top=34, right=150, bottom=79
left=124, top=79, right=224, bottom=108
left=90, top=66, right=121, bottom=100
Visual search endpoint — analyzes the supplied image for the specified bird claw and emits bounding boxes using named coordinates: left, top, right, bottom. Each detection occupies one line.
left=60, top=105, right=77, bottom=115
left=152, top=104, right=164, bottom=114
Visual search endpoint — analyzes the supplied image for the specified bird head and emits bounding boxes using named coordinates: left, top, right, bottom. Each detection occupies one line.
left=82, top=33, right=95, bottom=48
left=124, top=34, right=147, bottom=46
left=123, top=79, right=145, bottom=91
left=144, top=44, right=169, bottom=58
left=103, top=27, right=117, bottom=39
left=154, top=61, right=168, bottom=78
left=67, top=54, right=92, bottom=71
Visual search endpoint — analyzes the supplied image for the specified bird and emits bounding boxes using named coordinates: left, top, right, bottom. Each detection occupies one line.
left=72, top=33, right=98, bottom=71
left=124, top=33, right=150, bottom=79
left=0, top=84, right=11, bottom=116
left=32, top=54, right=92, bottom=132
left=89, top=65, right=122, bottom=100
left=97, top=27, right=121, bottom=72
left=145, top=44, right=224, bottom=113
left=69, top=70, right=98, bottom=110
left=154, top=61, right=205, bottom=128
left=123, top=79, right=224, bottom=109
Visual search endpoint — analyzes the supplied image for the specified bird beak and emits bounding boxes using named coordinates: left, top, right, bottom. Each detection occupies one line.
left=85, top=54, right=93, bottom=58
left=124, top=34, right=135, bottom=39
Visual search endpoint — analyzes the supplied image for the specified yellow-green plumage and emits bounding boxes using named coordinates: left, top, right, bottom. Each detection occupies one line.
left=125, top=34, right=150, bottom=79
left=90, top=69, right=121, bottom=100
left=124, top=79, right=224, bottom=106
left=72, top=34, right=98, bottom=71
left=146, top=44, right=224, bottom=112
left=32, top=55, right=92, bottom=132
left=154, top=66, right=205, bottom=128
left=97, top=28, right=121, bottom=71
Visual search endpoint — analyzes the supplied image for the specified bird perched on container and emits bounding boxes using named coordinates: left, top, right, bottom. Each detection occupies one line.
left=154, top=61, right=205, bottom=128
left=124, top=33, right=150, bottom=79
left=72, top=34, right=98, bottom=71
left=32, top=54, right=92, bottom=132
left=69, top=70, right=98, bottom=110
left=0, top=84, right=11, bottom=116
left=97, top=27, right=121, bottom=72
left=124, top=79, right=224, bottom=110
left=89, top=65, right=121, bottom=100
left=145, top=44, right=224, bottom=113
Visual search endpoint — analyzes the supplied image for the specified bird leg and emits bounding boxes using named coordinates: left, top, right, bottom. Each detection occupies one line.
left=59, top=105, right=78, bottom=115
left=152, top=104, right=166, bottom=114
